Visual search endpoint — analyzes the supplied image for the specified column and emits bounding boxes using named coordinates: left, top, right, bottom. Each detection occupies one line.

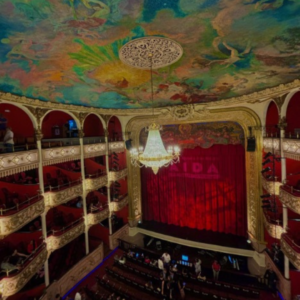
left=35, top=127, right=50, bottom=287
left=79, top=129, right=89, bottom=255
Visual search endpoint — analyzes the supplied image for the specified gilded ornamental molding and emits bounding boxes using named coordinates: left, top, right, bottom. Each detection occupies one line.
left=42, top=146, right=81, bottom=166
left=281, top=235, right=300, bottom=270
left=83, top=143, right=106, bottom=159
left=263, top=138, right=280, bottom=154
left=108, top=141, right=125, bottom=153
left=46, top=222, right=85, bottom=253
left=111, top=196, right=129, bottom=212
left=0, top=150, right=39, bottom=178
left=0, top=246, right=47, bottom=297
left=263, top=213, right=285, bottom=239
left=0, top=199, right=44, bottom=238
left=279, top=187, right=300, bottom=215
left=282, top=138, right=300, bottom=161
left=44, top=184, right=83, bottom=210
left=85, top=175, right=108, bottom=192
left=109, top=168, right=128, bottom=182
left=109, top=224, right=129, bottom=250
left=86, top=207, right=109, bottom=228
left=261, top=176, right=281, bottom=195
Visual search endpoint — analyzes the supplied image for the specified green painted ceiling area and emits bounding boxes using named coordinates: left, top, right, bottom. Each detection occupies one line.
left=0, top=0, right=300, bottom=109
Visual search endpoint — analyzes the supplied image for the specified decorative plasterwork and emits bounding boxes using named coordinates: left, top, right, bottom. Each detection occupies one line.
left=46, top=222, right=85, bottom=253
left=44, top=184, right=83, bottom=211
left=0, top=246, right=47, bottom=297
left=263, top=138, right=280, bottom=154
left=85, top=175, right=108, bottom=192
left=83, top=143, right=106, bottom=159
left=42, top=146, right=81, bottom=166
left=108, top=141, right=125, bottom=153
left=282, top=139, right=300, bottom=160
left=0, top=198, right=44, bottom=238
left=281, top=235, right=300, bottom=270
left=72, top=112, right=89, bottom=127
left=109, top=168, right=128, bottom=182
left=24, top=106, right=50, bottom=126
left=111, top=196, right=129, bottom=212
left=0, top=150, right=39, bottom=178
left=169, top=105, right=195, bottom=121
left=263, top=213, right=284, bottom=239
left=261, top=176, right=281, bottom=195
left=109, top=224, right=129, bottom=250
left=279, top=187, right=300, bottom=215
left=86, top=208, right=109, bottom=228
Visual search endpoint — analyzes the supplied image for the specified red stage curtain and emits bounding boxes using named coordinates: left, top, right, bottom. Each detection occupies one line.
left=141, top=145, right=247, bottom=236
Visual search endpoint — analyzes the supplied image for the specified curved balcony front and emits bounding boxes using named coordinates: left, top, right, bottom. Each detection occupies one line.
left=46, top=219, right=85, bottom=253
left=261, top=176, right=281, bottom=195
left=263, top=138, right=280, bottom=154
left=111, top=195, right=129, bottom=211
left=0, top=197, right=44, bottom=237
left=263, top=212, right=285, bottom=239
left=0, top=150, right=39, bottom=177
left=85, top=175, right=108, bottom=192
left=42, top=145, right=81, bottom=166
left=108, top=141, right=125, bottom=153
left=0, top=244, right=47, bottom=297
left=87, top=207, right=109, bottom=228
left=279, top=185, right=300, bottom=214
left=44, top=181, right=82, bottom=211
left=281, top=233, right=300, bottom=270
left=83, top=143, right=106, bottom=159
left=109, top=168, right=128, bottom=182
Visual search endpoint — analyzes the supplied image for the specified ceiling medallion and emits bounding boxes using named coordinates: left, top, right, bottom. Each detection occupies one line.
left=119, top=36, right=183, bottom=70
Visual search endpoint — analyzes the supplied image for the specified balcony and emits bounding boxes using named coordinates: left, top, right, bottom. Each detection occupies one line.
left=0, top=197, right=45, bottom=237
left=109, top=168, right=128, bottom=182
left=111, top=195, right=129, bottom=211
left=109, top=224, right=129, bottom=250
left=261, top=176, right=281, bottom=195
left=108, top=141, right=125, bottom=153
left=42, top=145, right=81, bottom=166
left=263, top=212, right=285, bottom=239
left=281, top=233, right=300, bottom=270
left=85, top=174, right=108, bottom=192
left=279, top=185, right=300, bottom=214
left=44, top=180, right=82, bottom=210
left=83, top=143, right=106, bottom=158
left=263, top=138, right=280, bottom=154
left=0, top=150, right=39, bottom=177
left=87, top=207, right=109, bottom=227
left=0, top=244, right=47, bottom=297
left=47, top=219, right=85, bottom=253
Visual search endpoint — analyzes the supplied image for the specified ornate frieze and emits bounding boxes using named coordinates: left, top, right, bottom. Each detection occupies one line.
left=0, top=246, right=47, bottom=297
left=261, top=176, right=281, bottom=195
left=108, top=141, right=125, bottom=153
left=111, top=196, right=129, bottom=212
left=109, top=224, right=129, bottom=250
left=263, top=138, right=280, bottom=154
left=279, top=187, right=300, bottom=215
left=0, top=198, right=44, bottom=238
left=282, top=138, right=300, bottom=160
left=46, top=222, right=85, bottom=253
left=85, top=175, right=108, bottom=192
left=86, top=207, right=109, bottom=228
left=83, top=143, right=106, bottom=159
left=0, top=150, right=39, bottom=178
left=263, top=213, right=285, bottom=239
left=281, top=234, right=300, bottom=270
left=109, top=168, right=128, bottom=182
left=42, top=146, right=81, bottom=166
left=44, top=184, right=83, bottom=210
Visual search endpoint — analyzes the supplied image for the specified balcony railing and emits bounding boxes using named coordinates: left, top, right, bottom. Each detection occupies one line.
left=263, top=138, right=280, bottom=154
left=0, top=197, right=45, bottom=237
left=0, top=243, right=47, bottom=297
left=261, top=176, right=281, bottom=195
left=263, top=212, right=285, bottom=239
left=111, top=195, right=129, bottom=211
left=0, top=149, right=39, bottom=177
left=281, top=233, right=300, bottom=270
left=279, top=185, right=300, bottom=214
left=109, top=224, right=129, bottom=250
left=87, top=207, right=109, bottom=227
left=44, top=180, right=82, bottom=210
left=109, top=168, right=128, bottom=182
left=108, top=141, right=125, bottom=153
left=47, top=219, right=85, bottom=253
left=42, top=145, right=81, bottom=166
left=85, top=175, right=108, bottom=192
left=83, top=143, right=106, bottom=158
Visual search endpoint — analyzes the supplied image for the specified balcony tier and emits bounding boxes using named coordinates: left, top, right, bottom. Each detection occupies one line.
left=0, top=198, right=45, bottom=237
left=263, top=212, right=285, bottom=239
left=111, top=195, right=129, bottom=211
left=0, top=150, right=39, bottom=177
left=109, top=224, right=129, bottom=250
left=261, top=176, right=281, bottom=195
left=85, top=175, right=108, bottom=192
left=109, top=168, right=128, bottom=182
left=42, top=145, right=81, bottom=166
left=264, top=137, right=300, bottom=160
left=279, top=185, right=300, bottom=214
left=108, top=141, right=125, bottom=153
left=281, top=233, right=300, bottom=270
left=0, top=245, right=47, bottom=297
left=83, top=143, right=106, bottom=158
left=87, top=207, right=109, bottom=227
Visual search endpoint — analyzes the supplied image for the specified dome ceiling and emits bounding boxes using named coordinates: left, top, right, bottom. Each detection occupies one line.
left=0, top=0, right=299, bottom=109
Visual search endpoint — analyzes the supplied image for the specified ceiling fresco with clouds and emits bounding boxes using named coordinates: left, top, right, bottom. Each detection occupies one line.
left=0, top=0, right=300, bottom=109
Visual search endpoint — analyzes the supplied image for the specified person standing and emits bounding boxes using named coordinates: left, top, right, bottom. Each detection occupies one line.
left=212, top=260, right=221, bottom=281
left=3, top=127, right=14, bottom=152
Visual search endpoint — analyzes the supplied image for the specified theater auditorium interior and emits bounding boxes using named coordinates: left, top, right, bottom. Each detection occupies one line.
left=0, top=1, right=300, bottom=300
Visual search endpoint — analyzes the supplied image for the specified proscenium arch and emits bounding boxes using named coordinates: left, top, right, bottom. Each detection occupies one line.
left=125, top=106, right=263, bottom=249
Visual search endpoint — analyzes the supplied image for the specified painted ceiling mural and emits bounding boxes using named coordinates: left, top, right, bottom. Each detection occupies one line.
left=0, top=0, right=300, bottom=109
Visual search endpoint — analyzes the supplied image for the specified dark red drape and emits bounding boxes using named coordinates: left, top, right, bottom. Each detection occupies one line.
left=141, top=145, right=247, bottom=236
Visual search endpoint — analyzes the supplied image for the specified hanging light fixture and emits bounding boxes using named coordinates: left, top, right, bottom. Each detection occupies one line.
left=119, top=37, right=183, bottom=174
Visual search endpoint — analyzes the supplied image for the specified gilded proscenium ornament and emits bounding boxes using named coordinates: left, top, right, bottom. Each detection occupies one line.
left=261, top=175, right=282, bottom=195
left=85, top=175, right=108, bottom=192
left=86, top=207, right=109, bottom=228
left=279, top=186, right=300, bottom=214
left=0, top=246, right=47, bottom=297
left=281, top=234, right=300, bottom=270
left=0, top=198, right=44, bottom=237
left=262, top=212, right=285, bottom=239
left=109, top=168, right=128, bottom=182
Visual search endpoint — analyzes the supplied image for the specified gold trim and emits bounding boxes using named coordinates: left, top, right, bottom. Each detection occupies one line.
left=86, top=208, right=109, bottom=228
left=279, top=187, right=300, bottom=215
left=261, top=175, right=282, bottom=195
left=281, top=236, right=300, bottom=270
left=262, top=213, right=284, bottom=239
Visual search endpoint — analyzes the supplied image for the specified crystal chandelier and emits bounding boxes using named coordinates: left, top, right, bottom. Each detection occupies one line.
left=119, top=37, right=182, bottom=174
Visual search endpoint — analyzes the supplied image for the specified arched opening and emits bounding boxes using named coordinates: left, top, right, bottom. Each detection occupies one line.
left=108, top=116, right=122, bottom=142
left=265, top=101, right=280, bottom=137
left=286, top=91, right=300, bottom=138
left=83, top=114, right=104, bottom=144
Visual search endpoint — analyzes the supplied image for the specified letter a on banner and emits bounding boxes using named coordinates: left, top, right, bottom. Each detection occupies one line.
left=207, top=164, right=218, bottom=174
